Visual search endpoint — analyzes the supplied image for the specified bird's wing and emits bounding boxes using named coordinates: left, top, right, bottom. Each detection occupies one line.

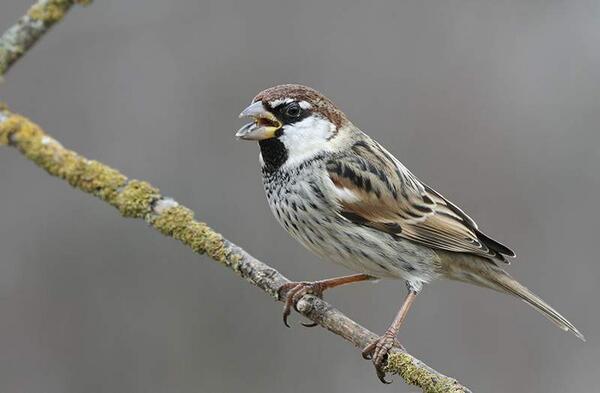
left=326, top=137, right=515, bottom=262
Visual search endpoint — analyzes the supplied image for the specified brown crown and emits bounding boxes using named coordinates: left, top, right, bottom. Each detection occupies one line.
left=253, top=84, right=348, bottom=129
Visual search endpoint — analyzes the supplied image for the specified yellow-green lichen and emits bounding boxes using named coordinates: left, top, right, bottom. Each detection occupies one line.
left=75, top=160, right=127, bottom=202
left=2, top=110, right=233, bottom=267
left=0, top=114, right=128, bottom=201
left=0, top=113, right=22, bottom=145
left=151, top=206, right=230, bottom=262
left=116, top=180, right=159, bottom=218
left=28, top=0, right=71, bottom=23
left=385, top=352, right=466, bottom=393
left=27, top=0, right=92, bottom=23
left=0, top=48, right=9, bottom=76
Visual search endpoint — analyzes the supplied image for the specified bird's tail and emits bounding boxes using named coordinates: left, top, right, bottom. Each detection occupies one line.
left=440, top=254, right=585, bottom=341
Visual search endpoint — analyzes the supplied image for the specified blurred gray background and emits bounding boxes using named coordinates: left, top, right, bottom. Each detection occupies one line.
left=1, top=1, right=599, bottom=392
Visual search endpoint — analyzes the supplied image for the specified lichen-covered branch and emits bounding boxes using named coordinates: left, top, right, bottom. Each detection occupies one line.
left=0, top=109, right=472, bottom=393
left=0, top=0, right=91, bottom=76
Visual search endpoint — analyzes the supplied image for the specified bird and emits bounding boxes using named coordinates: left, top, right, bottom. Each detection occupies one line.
left=235, top=84, right=584, bottom=383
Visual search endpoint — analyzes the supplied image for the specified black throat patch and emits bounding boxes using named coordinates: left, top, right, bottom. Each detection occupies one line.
left=259, top=138, right=288, bottom=173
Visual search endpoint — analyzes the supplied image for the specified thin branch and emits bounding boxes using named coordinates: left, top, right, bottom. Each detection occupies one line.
left=0, top=0, right=91, bottom=76
left=0, top=110, right=472, bottom=393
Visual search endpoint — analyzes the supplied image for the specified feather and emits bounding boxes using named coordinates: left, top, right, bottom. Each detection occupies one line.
left=327, top=134, right=515, bottom=263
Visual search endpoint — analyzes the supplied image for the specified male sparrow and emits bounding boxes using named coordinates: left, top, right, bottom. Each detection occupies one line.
left=236, top=84, right=583, bottom=382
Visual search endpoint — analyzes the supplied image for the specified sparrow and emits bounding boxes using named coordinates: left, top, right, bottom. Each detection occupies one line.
left=236, top=84, right=584, bottom=383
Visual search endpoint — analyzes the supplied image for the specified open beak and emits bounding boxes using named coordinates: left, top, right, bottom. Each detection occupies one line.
left=236, top=101, right=282, bottom=141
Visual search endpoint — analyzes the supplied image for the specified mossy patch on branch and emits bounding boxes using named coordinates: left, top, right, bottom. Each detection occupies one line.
left=1, top=111, right=230, bottom=263
left=386, top=352, right=466, bottom=393
left=0, top=48, right=10, bottom=76
left=0, top=113, right=128, bottom=201
left=151, top=206, right=230, bottom=263
left=27, top=0, right=92, bottom=23
left=28, top=0, right=71, bottom=23
left=0, top=113, right=23, bottom=145
left=76, top=160, right=127, bottom=203
left=116, top=180, right=159, bottom=218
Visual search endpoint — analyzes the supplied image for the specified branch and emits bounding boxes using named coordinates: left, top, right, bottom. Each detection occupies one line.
left=0, top=109, right=471, bottom=393
left=0, top=0, right=91, bottom=76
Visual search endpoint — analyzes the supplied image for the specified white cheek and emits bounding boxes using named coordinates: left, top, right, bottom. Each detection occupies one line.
left=279, top=116, right=336, bottom=168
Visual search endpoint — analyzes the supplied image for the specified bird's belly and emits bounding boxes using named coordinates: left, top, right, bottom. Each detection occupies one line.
left=294, top=217, right=441, bottom=283
left=264, top=174, right=441, bottom=283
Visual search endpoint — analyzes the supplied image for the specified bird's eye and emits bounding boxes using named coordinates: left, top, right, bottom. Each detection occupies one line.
left=284, top=102, right=301, bottom=118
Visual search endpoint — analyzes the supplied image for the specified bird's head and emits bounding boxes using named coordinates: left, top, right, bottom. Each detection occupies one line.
left=236, top=85, right=350, bottom=168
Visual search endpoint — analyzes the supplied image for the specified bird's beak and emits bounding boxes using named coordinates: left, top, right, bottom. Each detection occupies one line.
left=236, top=101, right=282, bottom=141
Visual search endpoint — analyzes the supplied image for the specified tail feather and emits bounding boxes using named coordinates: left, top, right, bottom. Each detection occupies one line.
left=489, top=271, right=585, bottom=341
left=441, top=254, right=585, bottom=341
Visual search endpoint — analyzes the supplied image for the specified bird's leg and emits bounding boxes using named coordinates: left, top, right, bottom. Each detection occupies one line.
left=362, top=283, right=419, bottom=384
left=278, top=273, right=374, bottom=327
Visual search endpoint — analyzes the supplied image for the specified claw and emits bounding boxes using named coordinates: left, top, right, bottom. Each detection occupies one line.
left=282, top=308, right=292, bottom=328
left=280, top=283, right=305, bottom=327
left=377, top=369, right=392, bottom=384
left=277, top=281, right=324, bottom=328
left=361, top=334, right=400, bottom=384
left=361, top=340, right=376, bottom=360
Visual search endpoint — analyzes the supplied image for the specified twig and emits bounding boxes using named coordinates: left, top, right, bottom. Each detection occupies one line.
left=0, top=110, right=472, bottom=393
left=0, top=0, right=91, bottom=76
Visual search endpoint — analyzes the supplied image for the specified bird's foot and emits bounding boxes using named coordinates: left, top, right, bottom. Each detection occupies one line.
left=277, top=281, right=326, bottom=328
left=361, top=333, right=405, bottom=384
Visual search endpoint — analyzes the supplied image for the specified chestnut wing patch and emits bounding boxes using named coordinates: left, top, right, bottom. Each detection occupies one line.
left=326, top=139, right=515, bottom=262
